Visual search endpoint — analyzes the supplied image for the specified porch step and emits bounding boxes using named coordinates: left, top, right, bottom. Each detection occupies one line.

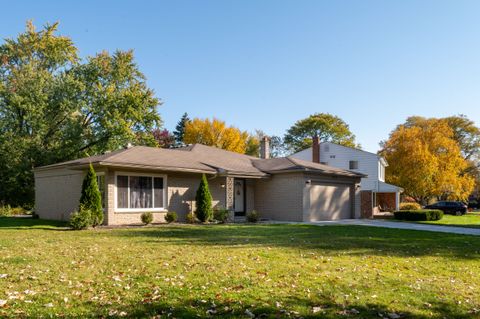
left=234, top=216, right=246, bottom=223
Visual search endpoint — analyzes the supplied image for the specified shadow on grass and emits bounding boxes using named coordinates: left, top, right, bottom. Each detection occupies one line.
left=114, top=224, right=480, bottom=259
left=91, top=296, right=473, bottom=319
left=0, top=217, right=68, bottom=230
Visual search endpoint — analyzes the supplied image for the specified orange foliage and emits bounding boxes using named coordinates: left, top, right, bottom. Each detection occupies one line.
left=381, top=119, right=474, bottom=203
left=183, top=118, right=249, bottom=154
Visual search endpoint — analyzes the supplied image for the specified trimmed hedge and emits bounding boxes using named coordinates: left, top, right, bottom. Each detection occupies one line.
left=69, top=209, right=93, bottom=230
left=165, top=211, right=177, bottom=223
left=246, top=210, right=259, bottom=223
left=394, top=209, right=443, bottom=221
left=213, top=208, right=229, bottom=223
left=399, top=202, right=421, bottom=211
left=141, top=212, right=153, bottom=225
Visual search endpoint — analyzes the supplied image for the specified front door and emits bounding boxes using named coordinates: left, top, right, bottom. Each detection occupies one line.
left=234, top=179, right=245, bottom=216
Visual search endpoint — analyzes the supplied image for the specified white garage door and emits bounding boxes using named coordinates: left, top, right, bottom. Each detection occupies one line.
left=309, top=184, right=352, bottom=221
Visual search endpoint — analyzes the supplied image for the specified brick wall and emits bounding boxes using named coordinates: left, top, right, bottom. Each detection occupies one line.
left=360, top=190, right=373, bottom=218
left=376, top=192, right=396, bottom=212
left=254, top=173, right=305, bottom=221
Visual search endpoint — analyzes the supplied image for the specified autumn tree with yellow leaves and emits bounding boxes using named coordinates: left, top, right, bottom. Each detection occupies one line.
left=380, top=118, right=475, bottom=204
left=183, top=118, right=249, bottom=153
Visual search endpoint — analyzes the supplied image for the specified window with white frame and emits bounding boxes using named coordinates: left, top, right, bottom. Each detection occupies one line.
left=379, top=163, right=385, bottom=181
left=115, top=174, right=166, bottom=211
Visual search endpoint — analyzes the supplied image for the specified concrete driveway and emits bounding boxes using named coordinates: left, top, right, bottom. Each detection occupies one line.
left=308, top=219, right=480, bottom=236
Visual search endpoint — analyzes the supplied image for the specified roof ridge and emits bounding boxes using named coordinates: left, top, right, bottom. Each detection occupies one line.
left=192, top=143, right=260, bottom=159
left=287, top=156, right=365, bottom=177
left=101, top=146, right=139, bottom=162
left=319, top=141, right=382, bottom=158
left=285, top=156, right=302, bottom=168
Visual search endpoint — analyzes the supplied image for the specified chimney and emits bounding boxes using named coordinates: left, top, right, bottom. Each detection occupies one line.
left=260, top=136, right=270, bottom=159
left=312, top=135, right=320, bottom=163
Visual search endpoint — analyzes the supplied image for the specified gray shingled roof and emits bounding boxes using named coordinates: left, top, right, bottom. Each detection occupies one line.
left=252, top=157, right=365, bottom=177
left=37, top=144, right=364, bottom=178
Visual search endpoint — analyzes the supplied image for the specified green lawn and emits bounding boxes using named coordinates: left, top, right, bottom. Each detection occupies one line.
left=1, top=218, right=480, bottom=318
left=390, top=211, right=480, bottom=229
left=417, top=211, right=480, bottom=229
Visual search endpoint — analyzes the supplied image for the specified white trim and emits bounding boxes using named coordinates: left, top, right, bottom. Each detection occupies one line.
left=114, top=171, right=168, bottom=213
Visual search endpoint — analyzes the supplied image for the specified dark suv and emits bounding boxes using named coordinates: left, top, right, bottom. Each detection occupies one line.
left=424, top=201, right=468, bottom=215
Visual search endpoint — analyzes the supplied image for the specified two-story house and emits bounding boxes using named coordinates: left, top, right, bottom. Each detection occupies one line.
left=291, top=138, right=402, bottom=213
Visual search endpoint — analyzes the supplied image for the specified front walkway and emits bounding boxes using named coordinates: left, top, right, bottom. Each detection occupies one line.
left=308, top=219, right=480, bottom=236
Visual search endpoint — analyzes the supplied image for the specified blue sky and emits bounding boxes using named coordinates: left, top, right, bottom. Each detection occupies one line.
left=2, top=1, right=480, bottom=152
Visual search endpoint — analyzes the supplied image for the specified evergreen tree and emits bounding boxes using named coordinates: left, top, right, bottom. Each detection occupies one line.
left=173, top=113, right=190, bottom=144
left=79, top=164, right=104, bottom=226
left=195, top=174, right=213, bottom=222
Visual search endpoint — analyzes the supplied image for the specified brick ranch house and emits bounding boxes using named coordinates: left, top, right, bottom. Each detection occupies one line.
left=34, top=139, right=366, bottom=225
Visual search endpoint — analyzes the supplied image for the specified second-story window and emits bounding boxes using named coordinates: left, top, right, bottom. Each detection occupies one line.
left=349, top=161, right=359, bottom=170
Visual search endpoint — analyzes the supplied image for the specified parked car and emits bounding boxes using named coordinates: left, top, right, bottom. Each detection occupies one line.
left=468, top=200, right=479, bottom=210
left=424, top=201, right=468, bottom=215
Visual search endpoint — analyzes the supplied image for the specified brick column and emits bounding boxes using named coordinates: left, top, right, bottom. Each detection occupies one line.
left=225, top=177, right=235, bottom=221
left=360, top=190, right=373, bottom=219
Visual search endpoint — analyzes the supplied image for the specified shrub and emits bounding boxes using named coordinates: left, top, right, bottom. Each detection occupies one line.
left=246, top=210, right=259, bottom=223
left=186, top=212, right=197, bottom=224
left=0, top=206, right=29, bottom=216
left=141, top=212, right=154, bottom=225
left=79, top=164, right=104, bottom=227
left=11, top=207, right=28, bottom=215
left=69, top=209, right=92, bottom=230
left=0, top=205, right=12, bottom=216
left=165, top=211, right=177, bottom=223
left=213, top=208, right=229, bottom=223
left=399, top=202, right=421, bottom=211
left=195, top=174, right=213, bottom=222
left=394, top=209, right=443, bottom=221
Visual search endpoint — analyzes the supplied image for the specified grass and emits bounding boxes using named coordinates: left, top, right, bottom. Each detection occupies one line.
left=391, top=211, right=480, bottom=229
left=0, top=217, right=480, bottom=318
left=417, top=211, right=480, bottom=229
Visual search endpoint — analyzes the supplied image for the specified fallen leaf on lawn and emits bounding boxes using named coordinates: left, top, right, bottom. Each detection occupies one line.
left=24, top=290, right=36, bottom=295
left=0, top=300, right=7, bottom=307
left=206, top=309, right=217, bottom=315
left=245, top=309, right=255, bottom=318
left=312, top=306, right=323, bottom=313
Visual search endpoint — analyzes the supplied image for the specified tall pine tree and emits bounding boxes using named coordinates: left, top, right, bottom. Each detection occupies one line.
left=195, top=174, right=213, bottom=222
left=79, top=164, right=104, bottom=227
left=173, top=113, right=190, bottom=144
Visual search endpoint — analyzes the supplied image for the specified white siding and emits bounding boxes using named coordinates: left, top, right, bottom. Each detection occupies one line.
left=292, top=142, right=383, bottom=191
left=378, top=162, right=386, bottom=182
